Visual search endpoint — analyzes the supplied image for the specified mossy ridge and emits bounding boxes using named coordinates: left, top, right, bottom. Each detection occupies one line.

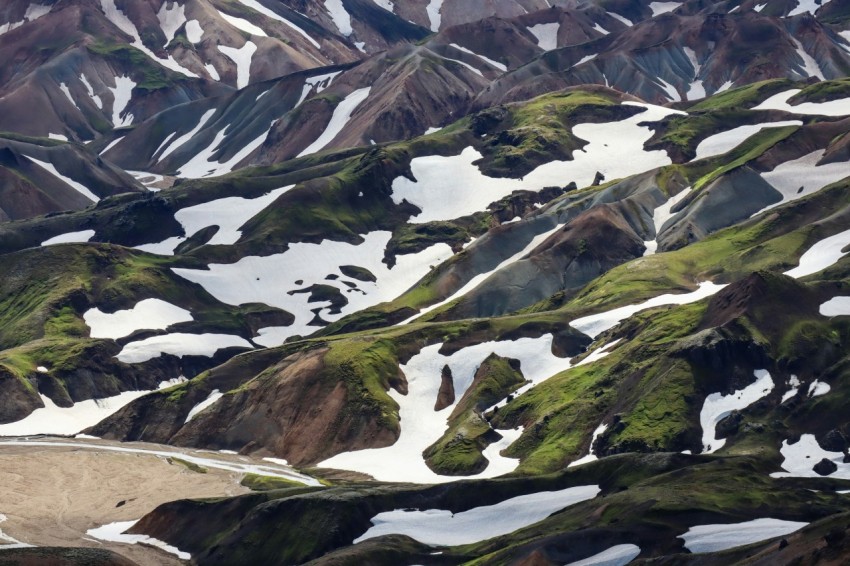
left=790, top=77, right=850, bottom=104
left=240, top=473, right=303, bottom=491
left=85, top=40, right=187, bottom=91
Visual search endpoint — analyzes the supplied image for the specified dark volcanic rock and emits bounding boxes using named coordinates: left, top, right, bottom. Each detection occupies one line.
left=813, top=458, right=838, bottom=476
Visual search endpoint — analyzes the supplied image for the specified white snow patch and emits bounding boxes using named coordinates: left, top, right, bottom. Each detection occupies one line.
left=100, top=136, right=125, bottom=155
left=692, top=121, right=802, bottom=161
left=324, top=0, right=352, bottom=35
left=236, top=0, right=320, bottom=47
left=87, top=521, right=190, bottom=559
left=699, top=369, right=774, bottom=454
left=109, top=75, right=136, bottom=127
left=643, top=187, right=692, bottom=255
left=48, top=133, right=67, bottom=141
left=320, top=335, right=573, bottom=483
left=649, top=2, right=681, bottom=15
left=754, top=3, right=766, bottom=12
left=79, top=74, right=102, bottom=109
left=527, top=22, right=559, bottom=51
left=219, top=11, right=267, bottom=36
left=99, top=0, right=197, bottom=77
left=393, top=102, right=684, bottom=223
left=173, top=231, right=453, bottom=345
left=820, top=296, right=850, bottom=316
left=24, top=4, right=52, bottom=21
left=371, top=0, right=394, bottom=11
left=157, top=1, right=186, bottom=46
left=135, top=185, right=293, bottom=254
left=58, top=82, right=78, bottom=109
left=715, top=80, right=734, bottom=93
left=450, top=43, right=507, bottom=71
left=791, top=38, right=825, bottom=80
left=808, top=380, right=830, bottom=397
left=84, top=299, right=193, bottom=340
left=572, top=339, right=623, bottom=369
left=297, top=87, right=371, bottom=157
left=403, top=223, right=565, bottom=324
left=0, top=513, right=33, bottom=549
left=424, top=126, right=441, bottom=135
left=592, top=23, right=609, bottom=35
left=116, top=333, right=252, bottom=363
left=426, top=0, right=443, bottom=32
left=218, top=41, right=257, bottom=89
left=568, top=422, right=609, bottom=467
left=158, top=109, right=217, bottom=163
left=753, top=89, right=850, bottom=116
left=0, top=392, right=156, bottom=437
left=756, top=150, right=850, bottom=215
left=185, top=390, right=224, bottom=423
left=771, top=434, right=850, bottom=479
left=185, top=19, right=203, bottom=43
left=36, top=366, right=48, bottom=373
left=205, top=63, right=220, bottom=81
left=781, top=374, right=800, bottom=403
left=565, top=544, right=642, bottom=566
left=571, top=282, right=725, bottom=340
left=355, top=485, right=601, bottom=545
left=296, top=71, right=341, bottom=107
left=656, top=77, right=681, bottom=102
left=783, top=228, right=850, bottom=279
left=789, top=0, right=832, bottom=17
left=680, top=518, right=808, bottom=553
left=28, top=157, right=100, bottom=202
left=574, top=54, right=597, bottom=67
left=41, top=230, right=96, bottom=246
left=608, top=12, right=633, bottom=27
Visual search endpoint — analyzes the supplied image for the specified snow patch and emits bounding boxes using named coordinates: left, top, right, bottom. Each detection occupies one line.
left=608, top=12, right=633, bottom=27
left=808, top=380, right=830, bottom=398
left=219, top=11, right=267, bottom=36
left=783, top=228, right=850, bottom=279
left=680, top=518, right=808, bottom=553
left=568, top=422, right=609, bottom=467
left=649, top=2, right=681, bottom=15
left=643, top=187, right=692, bottom=255
left=29, top=157, right=100, bottom=202
left=355, top=485, right=601, bottom=545
left=791, top=38, right=825, bottom=80
left=41, top=230, right=96, bottom=246
left=772, top=434, right=850, bottom=479
left=393, top=102, right=684, bottom=223
left=700, top=369, right=774, bottom=454
left=185, top=20, right=203, bottom=43
left=87, top=520, right=190, bottom=559
left=592, top=23, right=609, bottom=35
left=572, top=339, right=623, bottom=369
left=789, top=0, right=832, bottom=17
left=320, top=335, right=573, bottom=483
left=185, top=390, right=224, bottom=423
left=58, top=82, right=78, bottom=109
left=157, top=1, right=186, bottom=46
left=571, top=282, right=725, bottom=339
left=84, top=299, right=193, bottom=340
left=236, top=0, right=320, bottom=48
left=753, top=89, right=850, bottom=116
left=756, top=150, right=850, bottom=215
left=109, top=75, right=136, bottom=127
left=820, top=296, right=850, bottom=316
left=158, top=109, right=217, bottom=163
left=297, top=87, right=371, bottom=157
left=324, top=0, right=352, bottom=35
left=693, top=121, right=802, bottom=161
left=79, top=74, right=102, bottom=109
left=48, top=133, right=67, bottom=141
left=296, top=71, right=341, bottom=107
left=173, top=231, right=453, bottom=346
left=527, top=22, right=559, bottom=51
left=565, top=544, right=642, bottom=566
left=450, top=43, right=507, bottom=71
left=426, top=0, right=443, bottom=32
left=116, top=333, right=252, bottom=363
left=218, top=41, right=257, bottom=89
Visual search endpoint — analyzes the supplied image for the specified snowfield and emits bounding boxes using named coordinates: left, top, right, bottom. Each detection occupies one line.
left=699, top=369, right=774, bottom=453
left=320, top=335, right=573, bottom=483
left=116, top=333, right=252, bottom=364
left=354, top=485, right=600, bottom=545
left=771, top=434, right=850, bottom=480
left=84, top=298, right=193, bottom=340
left=172, top=231, right=452, bottom=346
left=88, top=520, right=189, bottom=559
left=297, top=87, right=371, bottom=157
left=693, top=121, right=802, bottom=161
left=643, top=187, right=692, bottom=255
left=680, top=518, right=808, bottom=553
left=393, top=103, right=684, bottom=223
left=527, top=23, right=560, bottom=51
left=820, top=296, right=850, bottom=316
left=565, top=544, right=641, bottom=566
left=783, top=228, right=850, bottom=279
left=757, top=150, right=850, bottom=215
left=753, top=89, right=850, bottom=116
left=41, top=230, right=96, bottom=246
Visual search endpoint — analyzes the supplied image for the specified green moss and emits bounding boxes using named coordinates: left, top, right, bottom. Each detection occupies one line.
left=168, top=457, right=208, bottom=473
left=688, top=79, right=794, bottom=111
left=240, top=473, right=305, bottom=490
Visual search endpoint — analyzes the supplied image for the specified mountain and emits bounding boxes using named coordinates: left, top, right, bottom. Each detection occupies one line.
left=1, top=0, right=850, bottom=565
